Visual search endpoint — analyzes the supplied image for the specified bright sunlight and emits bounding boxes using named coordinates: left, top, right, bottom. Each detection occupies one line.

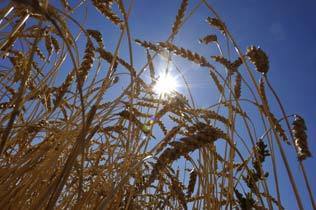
left=153, top=73, right=178, bottom=96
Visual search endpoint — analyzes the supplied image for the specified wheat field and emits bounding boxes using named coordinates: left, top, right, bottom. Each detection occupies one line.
left=0, top=0, right=314, bottom=209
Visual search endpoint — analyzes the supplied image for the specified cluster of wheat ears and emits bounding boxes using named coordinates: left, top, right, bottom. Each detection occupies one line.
left=0, top=0, right=314, bottom=209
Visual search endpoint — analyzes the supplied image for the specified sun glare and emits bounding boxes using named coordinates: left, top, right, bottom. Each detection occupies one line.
left=153, top=73, right=178, bottom=96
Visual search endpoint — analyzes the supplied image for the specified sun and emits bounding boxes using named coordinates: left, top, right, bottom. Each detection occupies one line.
left=153, top=73, right=178, bottom=96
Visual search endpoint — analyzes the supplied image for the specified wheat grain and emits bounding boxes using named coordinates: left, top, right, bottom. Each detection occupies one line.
left=171, top=0, right=189, bottom=38
left=246, top=46, right=269, bottom=74
left=292, top=115, right=311, bottom=161
left=199, top=34, right=217, bottom=45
